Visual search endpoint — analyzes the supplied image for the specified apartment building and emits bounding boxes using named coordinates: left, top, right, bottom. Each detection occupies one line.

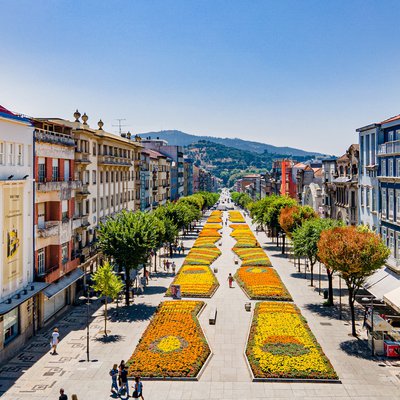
left=183, top=157, right=194, bottom=196
left=0, top=106, right=41, bottom=362
left=32, top=118, right=82, bottom=323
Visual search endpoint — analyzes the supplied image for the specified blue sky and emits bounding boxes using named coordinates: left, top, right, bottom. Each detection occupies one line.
left=1, top=0, right=400, bottom=154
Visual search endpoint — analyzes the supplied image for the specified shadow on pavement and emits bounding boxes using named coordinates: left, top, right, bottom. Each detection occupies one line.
left=143, top=285, right=169, bottom=295
left=339, top=339, right=373, bottom=360
left=94, top=334, right=126, bottom=343
left=110, top=303, right=157, bottom=323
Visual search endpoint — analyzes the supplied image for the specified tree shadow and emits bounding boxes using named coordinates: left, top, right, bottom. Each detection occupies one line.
left=109, top=303, right=157, bottom=323
left=339, top=338, right=374, bottom=360
left=289, top=272, right=328, bottom=282
left=304, top=302, right=364, bottom=322
left=94, top=334, right=126, bottom=343
left=143, top=285, right=169, bottom=295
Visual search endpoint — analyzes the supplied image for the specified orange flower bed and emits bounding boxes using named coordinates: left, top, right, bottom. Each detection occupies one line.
left=127, top=301, right=210, bottom=378
left=228, top=210, right=245, bottom=223
left=235, top=266, right=291, bottom=300
left=199, top=228, right=221, bottom=238
left=207, top=210, right=223, bottom=223
left=233, top=248, right=272, bottom=266
left=193, top=237, right=219, bottom=248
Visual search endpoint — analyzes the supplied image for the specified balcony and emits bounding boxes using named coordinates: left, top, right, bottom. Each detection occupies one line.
left=37, top=221, right=60, bottom=238
left=76, top=184, right=90, bottom=197
left=34, top=128, right=75, bottom=147
left=378, top=140, right=400, bottom=156
left=75, top=152, right=91, bottom=164
left=98, top=155, right=132, bottom=166
left=37, top=179, right=82, bottom=192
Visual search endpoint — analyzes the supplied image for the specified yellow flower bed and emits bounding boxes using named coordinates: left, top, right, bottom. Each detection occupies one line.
left=233, top=247, right=272, bottom=266
left=199, top=228, right=221, bottom=237
left=166, top=265, right=219, bottom=297
left=228, top=210, right=245, bottom=223
left=235, top=267, right=291, bottom=300
left=246, top=302, right=338, bottom=380
left=203, top=223, right=222, bottom=230
left=127, top=301, right=210, bottom=378
left=207, top=210, right=223, bottom=223
left=193, top=237, right=219, bottom=248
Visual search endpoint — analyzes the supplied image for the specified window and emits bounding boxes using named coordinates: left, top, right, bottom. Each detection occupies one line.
left=100, top=171, right=103, bottom=184
left=92, top=198, right=96, bottom=213
left=64, top=160, right=70, bottom=181
left=93, top=143, right=96, bottom=155
left=100, top=197, right=104, bottom=211
left=111, top=195, right=114, bottom=207
left=389, top=189, right=394, bottom=219
left=61, top=242, right=69, bottom=264
left=388, top=131, right=394, bottom=142
left=52, top=159, right=59, bottom=181
left=116, top=172, right=118, bottom=182
left=365, top=134, right=370, bottom=166
left=360, top=187, right=364, bottom=206
left=382, top=227, right=387, bottom=247
left=7, top=143, right=14, bottom=165
left=38, top=248, right=45, bottom=275
left=38, top=158, right=45, bottom=182
left=3, top=308, right=19, bottom=345
left=382, top=189, right=387, bottom=217
left=106, top=171, right=109, bottom=183
left=0, top=141, right=4, bottom=165
left=111, top=172, right=114, bottom=182
left=85, top=200, right=89, bottom=215
left=92, top=170, right=96, bottom=184
left=38, top=203, right=45, bottom=228
left=62, top=200, right=68, bottom=220
left=371, top=133, right=376, bottom=165
left=372, top=188, right=376, bottom=212
left=389, top=159, right=394, bottom=176
left=397, top=190, right=400, bottom=222
left=85, top=170, right=90, bottom=185
left=366, top=188, right=370, bottom=208
left=381, top=159, right=386, bottom=176
left=106, top=196, right=109, bottom=208
left=389, top=230, right=395, bottom=256
left=17, top=144, right=23, bottom=166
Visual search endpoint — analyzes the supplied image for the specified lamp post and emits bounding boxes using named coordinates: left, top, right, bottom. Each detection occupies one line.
left=362, top=296, right=375, bottom=357
left=281, top=232, right=286, bottom=254
left=114, top=272, right=125, bottom=317
left=79, top=294, right=98, bottom=362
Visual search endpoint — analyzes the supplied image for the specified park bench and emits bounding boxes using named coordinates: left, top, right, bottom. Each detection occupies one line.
left=209, top=306, right=217, bottom=325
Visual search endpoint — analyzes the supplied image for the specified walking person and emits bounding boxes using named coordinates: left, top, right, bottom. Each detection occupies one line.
left=163, top=258, right=166, bottom=271
left=118, top=365, right=129, bottom=398
left=109, top=363, right=119, bottom=394
left=228, top=273, right=234, bottom=288
left=171, top=261, right=176, bottom=275
left=181, top=244, right=185, bottom=254
left=51, top=327, right=60, bottom=355
left=71, top=396, right=78, bottom=400
left=59, top=388, right=68, bottom=400
left=166, top=260, right=170, bottom=273
left=132, top=376, right=144, bottom=399
left=118, top=360, right=125, bottom=388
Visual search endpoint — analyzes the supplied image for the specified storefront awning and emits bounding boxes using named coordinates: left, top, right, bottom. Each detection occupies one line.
left=364, top=267, right=400, bottom=300
left=384, top=286, right=400, bottom=314
left=0, top=282, right=49, bottom=315
left=43, top=269, right=84, bottom=299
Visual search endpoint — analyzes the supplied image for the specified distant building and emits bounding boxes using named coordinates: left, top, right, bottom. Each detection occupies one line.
left=183, top=157, right=194, bottom=196
left=280, top=160, right=297, bottom=198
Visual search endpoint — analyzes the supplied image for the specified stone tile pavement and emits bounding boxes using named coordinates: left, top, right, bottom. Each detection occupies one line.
left=1, top=208, right=400, bottom=400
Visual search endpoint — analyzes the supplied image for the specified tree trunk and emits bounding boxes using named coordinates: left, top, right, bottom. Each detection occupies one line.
left=169, top=243, right=173, bottom=257
left=124, top=266, right=131, bottom=306
left=326, top=270, right=334, bottom=306
left=104, top=297, right=108, bottom=336
left=310, top=261, right=315, bottom=287
left=348, top=288, right=357, bottom=336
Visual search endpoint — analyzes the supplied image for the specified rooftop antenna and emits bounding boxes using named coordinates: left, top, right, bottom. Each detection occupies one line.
left=112, top=118, right=129, bottom=135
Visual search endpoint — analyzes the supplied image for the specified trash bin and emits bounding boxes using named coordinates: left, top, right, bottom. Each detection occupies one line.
left=323, top=290, right=328, bottom=299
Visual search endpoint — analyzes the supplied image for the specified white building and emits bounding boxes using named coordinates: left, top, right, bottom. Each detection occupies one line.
left=0, top=106, right=46, bottom=362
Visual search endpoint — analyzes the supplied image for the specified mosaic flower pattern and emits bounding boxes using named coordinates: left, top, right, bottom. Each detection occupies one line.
left=246, top=302, right=338, bottom=380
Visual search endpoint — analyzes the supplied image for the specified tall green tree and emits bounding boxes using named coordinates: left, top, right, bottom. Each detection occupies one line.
left=279, top=205, right=317, bottom=238
left=98, top=210, right=164, bottom=306
left=292, top=218, right=342, bottom=293
left=318, top=226, right=389, bottom=336
left=91, top=262, right=124, bottom=335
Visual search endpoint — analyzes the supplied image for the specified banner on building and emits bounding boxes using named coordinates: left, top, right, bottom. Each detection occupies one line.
left=3, top=183, right=24, bottom=286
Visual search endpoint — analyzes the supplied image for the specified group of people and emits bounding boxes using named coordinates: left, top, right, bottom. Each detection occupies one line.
left=110, top=360, right=144, bottom=399
left=163, top=259, right=176, bottom=275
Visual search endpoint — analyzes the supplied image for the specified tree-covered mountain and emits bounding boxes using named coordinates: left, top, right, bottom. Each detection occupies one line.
left=138, top=130, right=329, bottom=158
left=186, top=140, right=309, bottom=186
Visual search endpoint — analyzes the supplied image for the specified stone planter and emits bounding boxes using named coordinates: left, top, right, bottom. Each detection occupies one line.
left=213, top=267, right=218, bottom=273
left=245, top=302, right=251, bottom=312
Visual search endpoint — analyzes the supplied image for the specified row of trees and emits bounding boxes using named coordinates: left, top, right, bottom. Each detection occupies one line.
left=96, top=191, right=219, bottom=307
left=249, top=194, right=389, bottom=337
left=231, top=191, right=253, bottom=208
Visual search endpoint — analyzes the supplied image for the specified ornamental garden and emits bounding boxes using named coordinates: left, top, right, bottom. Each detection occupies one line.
left=127, top=208, right=338, bottom=381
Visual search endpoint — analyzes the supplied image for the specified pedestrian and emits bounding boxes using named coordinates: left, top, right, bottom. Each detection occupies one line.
left=51, top=327, right=59, bottom=355
left=228, top=273, right=234, bottom=288
left=118, top=360, right=125, bottom=387
left=132, top=376, right=144, bottom=399
left=177, top=245, right=182, bottom=255
left=109, top=363, right=119, bottom=394
left=166, top=260, right=170, bottom=272
left=181, top=244, right=185, bottom=254
left=180, top=240, right=184, bottom=250
left=59, top=388, right=68, bottom=400
left=172, top=261, right=176, bottom=275
left=71, top=396, right=78, bottom=400
left=118, top=365, right=129, bottom=398
left=145, top=269, right=150, bottom=284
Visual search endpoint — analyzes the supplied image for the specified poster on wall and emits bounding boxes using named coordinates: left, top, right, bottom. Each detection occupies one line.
left=3, top=183, right=23, bottom=286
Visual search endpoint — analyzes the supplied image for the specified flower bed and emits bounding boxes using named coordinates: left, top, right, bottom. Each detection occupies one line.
left=235, top=267, right=291, bottom=300
left=233, top=248, right=272, bottom=267
left=185, top=248, right=221, bottom=265
left=203, top=223, right=222, bottom=230
left=193, top=237, right=219, bottom=248
left=246, top=302, right=338, bottom=380
left=199, top=228, right=221, bottom=238
left=166, top=265, right=219, bottom=297
left=128, top=301, right=210, bottom=378
left=228, top=210, right=245, bottom=223
left=207, top=210, right=223, bottom=223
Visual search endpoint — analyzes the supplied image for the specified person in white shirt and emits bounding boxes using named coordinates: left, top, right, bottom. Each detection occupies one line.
left=51, top=327, right=60, bottom=355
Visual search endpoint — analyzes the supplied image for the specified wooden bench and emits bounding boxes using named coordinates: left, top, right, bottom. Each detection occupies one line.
left=209, top=307, right=217, bottom=325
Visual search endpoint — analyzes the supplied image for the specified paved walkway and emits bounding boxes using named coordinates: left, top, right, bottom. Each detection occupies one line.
left=2, top=208, right=400, bottom=400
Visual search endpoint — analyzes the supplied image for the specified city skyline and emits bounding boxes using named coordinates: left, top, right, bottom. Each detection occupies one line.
left=2, top=0, right=400, bottom=154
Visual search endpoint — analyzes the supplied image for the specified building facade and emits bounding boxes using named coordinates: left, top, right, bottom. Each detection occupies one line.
left=0, top=106, right=42, bottom=362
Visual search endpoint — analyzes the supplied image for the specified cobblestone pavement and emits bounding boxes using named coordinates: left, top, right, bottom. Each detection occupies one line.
left=2, top=210, right=400, bottom=400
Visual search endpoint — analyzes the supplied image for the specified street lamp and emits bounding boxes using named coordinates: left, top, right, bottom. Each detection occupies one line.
left=362, top=296, right=375, bottom=357
left=79, top=294, right=98, bottom=362
left=114, top=272, right=125, bottom=317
